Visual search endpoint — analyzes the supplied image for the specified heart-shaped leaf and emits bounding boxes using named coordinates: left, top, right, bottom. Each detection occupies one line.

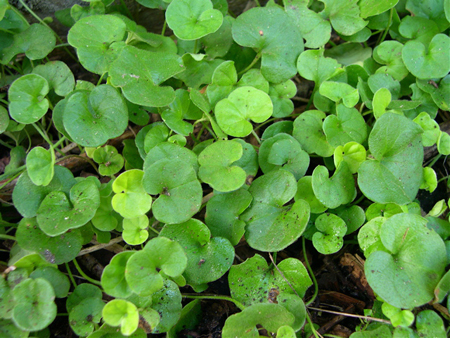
left=215, top=86, right=273, bottom=137
left=160, top=219, right=235, bottom=287
left=373, top=41, right=409, bottom=81
left=8, top=74, right=49, bottom=124
left=63, top=84, right=128, bottom=147
left=93, top=145, right=124, bottom=176
left=312, top=162, right=356, bottom=209
left=166, top=0, right=223, bottom=40
left=144, top=142, right=198, bottom=173
left=269, top=80, right=297, bottom=118
left=103, top=299, right=139, bottom=336
left=26, top=146, right=54, bottom=186
left=110, top=45, right=184, bottom=107
left=68, top=15, right=127, bottom=74
left=232, top=6, right=304, bottom=83
left=32, top=61, right=75, bottom=97
left=122, top=215, right=149, bottom=245
left=258, top=133, right=309, bottom=180
left=112, top=169, right=152, bottom=219
left=143, top=159, right=202, bottom=224
left=333, top=141, right=367, bottom=174
left=241, top=170, right=310, bottom=251
left=69, top=297, right=104, bottom=337
left=312, top=213, right=347, bottom=254
left=295, top=176, right=327, bottom=214
left=198, top=140, right=246, bottom=192
left=1, top=24, right=55, bottom=64
left=402, top=33, right=450, bottom=79
left=320, top=0, right=368, bottom=36
left=319, top=81, right=359, bottom=108
left=101, top=251, right=135, bottom=298
left=125, top=237, right=187, bottom=296
left=365, top=213, right=447, bottom=308
left=36, top=179, right=101, bottom=236
left=297, top=49, right=342, bottom=87
left=205, top=188, right=252, bottom=245
left=12, top=278, right=56, bottom=331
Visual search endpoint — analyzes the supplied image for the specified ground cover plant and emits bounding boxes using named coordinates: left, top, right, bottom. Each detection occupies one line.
left=0, top=0, right=450, bottom=337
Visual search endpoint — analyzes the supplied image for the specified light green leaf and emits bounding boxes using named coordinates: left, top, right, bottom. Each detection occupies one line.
left=26, top=146, right=54, bottom=186
left=122, top=215, right=149, bottom=245
left=333, top=141, right=366, bottom=174
left=319, top=81, right=359, bottom=108
left=359, top=0, right=399, bottom=18
left=101, top=251, right=135, bottom=299
left=312, top=213, right=347, bottom=254
left=297, top=49, right=342, bottom=87
left=373, top=87, right=392, bottom=119
left=103, top=299, right=139, bottom=336
left=320, top=0, right=368, bottom=36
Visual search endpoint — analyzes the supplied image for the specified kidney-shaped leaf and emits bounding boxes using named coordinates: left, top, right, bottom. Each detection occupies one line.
left=365, top=213, right=447, bottom=309
left=312, top=213, right=347, bottom=255
left=110, top=45, right=184, bottom=107
left=12, top=278, right=56, bottom=332
left=36, top=179, right=100, bottom=236
left=241, top=170, right=310, bottom=252
left=143, top=159, right=202, bottom=224
left=232, top=6, right=304, bottom=84
left=160, top=219, right=235, bottom=288
left=198, top=140, right=246, bottom=192
left=8, top=74, right=49, bottom=124
left=63, top=84, right=128, bottom=147
left=68, top=15, right=127, bottom=74
left=103, top=299, right=139, bottom=336
left=215, top=86, right=273, bottom=137
left=166, top=0, right=223, bottom=40
left=125, top=236, right=187, bottom=296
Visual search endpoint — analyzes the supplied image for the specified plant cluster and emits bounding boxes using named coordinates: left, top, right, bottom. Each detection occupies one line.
left=0, top=0, right=450, bottom=337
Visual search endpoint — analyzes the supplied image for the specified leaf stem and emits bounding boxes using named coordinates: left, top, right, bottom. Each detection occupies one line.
left=72, top=258, right=102, bottom=286
left=254, top=0, right=261, bottom=7
left=305, top=312, right=321, bottom=338
left=0, top=234, right=16, bottom=241
left=161, top=19, right=167, bottom=36
left=377, top=8, right=393, bottom=45
left=0, top=139, right=13, bottom=149
left=238, top=52, right=262, bottom=76
left=182, top=294, right=245, bottom=311
left=65, top=262, right=77, bottom=288
left=303, top=237, right=318, bottom=306
left=251, top=130, right=261, bottom=144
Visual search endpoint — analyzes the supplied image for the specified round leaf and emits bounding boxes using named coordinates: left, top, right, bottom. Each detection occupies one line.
left=333, top=141, right=366, bottom=174
left=63, top=84, right=128, bottom=147
left=30, top=266, right=70, bottom=298
left=93, top=145, right=124, bottom=176
left=32, top=61, right=75, bottom=97
left=103, top=299, right=139, bottom=336
left=232, top=6, right=303, bottom=83
left=69, top=297, right=104, bottom=337
left=143, top=159, right=202, bottom=224
left=8, top=74, right=49, bottom=124
left=312, top=213, right=347, bottom=255
left=122, top=215, right=149, bottom=245
left=12, top=278, right=56, bottom=331
left=402, top=34, right=450, bottom=79
left=101, top=251, right=135, bottom=299
left=215, top=86, right=273, bottom=137
left=166, top=0, right=223, bottom=40
left=198, top=140, right=246, bottom=192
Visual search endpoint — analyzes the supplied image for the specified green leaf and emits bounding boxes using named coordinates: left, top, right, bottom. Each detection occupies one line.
left=222, top=303, right=295, bottom=338
left=16, top=218, right=83, bottom=264
left=324, top=42, right=372, bottom=66
left=399, top=16, right=439, bottom=47
left=241, top=170, right=310, bottom=251
left=312, top=213, right=347, bottom=254
left=92, top=182, right=122, bottom=231
left=32, top=61, right=75, bottom=97
left=0, top=105, right=9, bottom=133
left=150, top=280, right=182, bottom=334
left=122, top=215, right=149, bottom=245
left=93, top=145, right=124, bottom=176
left=333, top=141, right=366, bottom=174
left=415, top=310, right=447, bottom=338
left=63, top=84, right=128, bottom=147
left=112, top=169, right=152, bottom=219
left=358, top=113, right=423, bottom=204
left=69, top=297, right=105, bottom=337
left=174, top=54, right=223, bottom=89
left=297, top=49, right=342, bottom=87
left=0, top=319, right=28, bottom=338
left=359, top=0, right=399, bottom=18
left=284, top=0, right=331, bottom=48
left=110, top=45, right=184, bottom=107
left=373, top=41, right=409, bottom=81
left=205, top=188, right=252, bottom=245
left=12, top=278, right=56, bottom=331
left=1, top=24, right=56, bottom=64
left=103, top=299, right=139, bottom=336
left=368, top=73, right=400, bottom=100
left=101, top=251, right=135, bottom=298
left=323, top=104, right=368, bottom=147
left=319, top=81, right=359, bottom=108
left=215, top=86, right=272, bottom=137
left=232, top=6, right=304, bottom=83
left=365, top=213, right=447, bottom=309
left=160, top=219, right=235, bottom=287
left=416, top=76, right=450, bottom=111
left=13, top=165, right=76, bottom=218
left=312, top=162, right=356, bottom=209
left=402, top=34, right=450, bottom=79
left=68, top=15, right=127, bottom=74
left=201, top=15, right=234, bottom=58
left=143, top=159, right=202, bottom=224
left=372, top=88, right=391, bottom=119
left=293, top=110, right=335, bottom=157
left=320, top=0, right=368, bottom=36
left=295, top=176, right=327, bottom=214
left=30, top=266, right=70, bottom=298
left=125, top=237, right=187, bottom=296
left=258, top=133, right=309, bottom=180
left=198, top=140, right=246, bottom=192
left=269, top=80, right=297, bottom=118
left=166, top=0, right=223, bottom=40
left=333, top=204, right=366, bottom=234
left=36, top=179, right=101, bottom=236
left=382, top=302, right=414, bottom=328
left=144, top=142, right=198, bottom=173
left=66, top=283, right=102, bottom=312
left=229, top=254, right=312, bottom=306
left=437, top=131, right=450, bottom=155
left=406, top=0, right=449, bottom=31
left=8, top=74, right=49, bottom=124
left=26, top=146, right=54, bottom=186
